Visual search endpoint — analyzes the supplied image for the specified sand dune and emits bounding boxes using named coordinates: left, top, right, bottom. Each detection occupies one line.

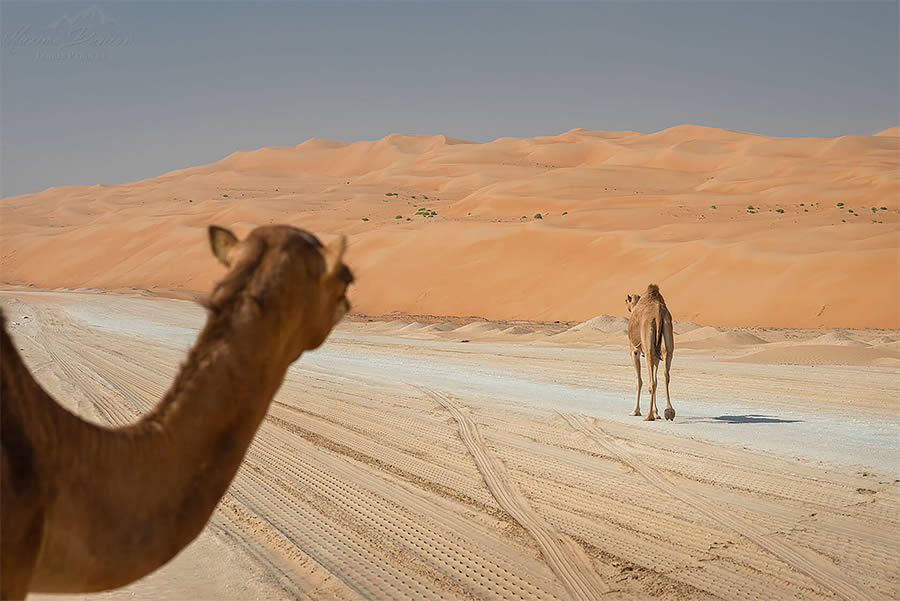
left=2, top=125, right=897, bottom=329
left=449, top=322, right=505, bottom=336
left=798, top=332, right=870, bottom=347
left=675, top=326, right=723, bottom=342
left=419, top=322, right=456, bottom=333
left=567, top=315, right=628, bottom=334
left=678, top=330, right=769, bottom=349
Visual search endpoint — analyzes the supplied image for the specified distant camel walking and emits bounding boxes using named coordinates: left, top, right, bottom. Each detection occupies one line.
left=625, top=284, right=675, bottom=421
left=1, top=224, right=353, bottom=599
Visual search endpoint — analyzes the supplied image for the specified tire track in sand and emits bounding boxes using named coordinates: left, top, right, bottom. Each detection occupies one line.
left=421, top=387, right=610, bottom=601
left=558, top=412, right=882, bottom=601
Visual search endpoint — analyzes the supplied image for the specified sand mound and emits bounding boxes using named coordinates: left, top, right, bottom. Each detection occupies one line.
left=672, top=321, right=702, bottom=335
left=568, top=315, right=628, bottom=334
left=420, top=323, right=457, bottom=333
left=451, top=322, right=504, bottom=336
left=678, top=330, right=768, bottom=350
left=675, top=326, right=723, bottom=342
left=713, top=331, right=767, bottom=345
left=499, top=325, right=534, bottom=336
left=799, top=332, right=869, bottom=347
left=368, top=320, right=413, bottom=333
left=2, top=125, right=897, bottom=329
left=874, top=126, right=900, bottom=137
left=873, top=339, right=900, bottom=352
left=547, top=329, right=608, bottom=345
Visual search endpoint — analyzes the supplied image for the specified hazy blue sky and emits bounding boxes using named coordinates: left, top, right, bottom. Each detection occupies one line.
left=1, top=1, right=897, bottom=197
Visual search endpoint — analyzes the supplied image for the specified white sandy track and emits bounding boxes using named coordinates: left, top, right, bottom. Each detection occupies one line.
left=6, top=292, right=897, bottom=601
left=558, top=413, right=878, bottom=601
left=421, top=387, right=610, bottom=600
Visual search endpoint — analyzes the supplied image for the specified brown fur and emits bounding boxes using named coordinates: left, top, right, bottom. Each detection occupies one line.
left=625, top=284, right=675, bottom=421
left=0, top=224, right=352, bottom=599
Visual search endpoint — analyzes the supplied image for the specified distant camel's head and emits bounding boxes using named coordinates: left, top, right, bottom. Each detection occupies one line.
left=208, top=224, right=353, bottom=355
left=625, top=293, right=641, bottom=313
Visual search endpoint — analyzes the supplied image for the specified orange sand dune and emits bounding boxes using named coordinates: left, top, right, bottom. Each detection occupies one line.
left=1, top=125, right=898, bottom=329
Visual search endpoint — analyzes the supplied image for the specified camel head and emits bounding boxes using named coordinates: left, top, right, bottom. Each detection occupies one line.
left=625, top=293, right=641, bottom=313
left=208, top=224, right=353, bottom=357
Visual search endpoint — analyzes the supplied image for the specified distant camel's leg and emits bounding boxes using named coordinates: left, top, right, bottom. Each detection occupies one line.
left=643, top=353, right=657, bottom=421
left=663, top=350, right=675, bottom=421
left=630, top=350, right=642, bottom=416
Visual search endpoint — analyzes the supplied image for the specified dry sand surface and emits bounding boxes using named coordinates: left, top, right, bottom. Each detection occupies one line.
left=1, top=125, right=898, bottom=329
left=5, top=291, right=898, bottom=601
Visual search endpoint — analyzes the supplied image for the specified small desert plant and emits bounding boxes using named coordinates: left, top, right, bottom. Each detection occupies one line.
left=710, top=205, right=717, bottom=209
left=804, top=209, right=809, bottom=212
left=361, top=217, right=369, bottom=221
left=534, top=213, right=542, bottom=219
left=411, top=195, right=416, bottom=199
left=880, top=206, right=888, bottom=210
left=872, top=207, right=878, bottom=213
left=423, top=195, right=428, bottom=199
left=747, top=205, right=755, bottom=210
left=776, top=208, right=784, bottom=213
left=837, top=202, right=844, bottom=207
left=395, top=215, right=402, bottom=219
left=799, top=203, right=804, bottom=206
left=562, top=211, right=568, bottom=215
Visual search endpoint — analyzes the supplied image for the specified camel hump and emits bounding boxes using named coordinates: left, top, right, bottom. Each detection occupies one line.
left=645, top=284, right=663, bottom=301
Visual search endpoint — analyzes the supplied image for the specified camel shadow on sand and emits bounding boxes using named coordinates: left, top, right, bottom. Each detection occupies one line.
left=678, top=413, right=802, bottom=425
left=704, top=414, right=802, bottom=425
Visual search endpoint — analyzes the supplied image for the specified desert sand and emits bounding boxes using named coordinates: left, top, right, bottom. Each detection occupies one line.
left=1, top=125, right=898, bottom=329
left=5, top=291, right=898, bottom=601
left=2, top=124, right=898, bottom=599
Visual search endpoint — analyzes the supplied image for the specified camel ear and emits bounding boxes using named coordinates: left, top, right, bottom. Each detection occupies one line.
left=323, top=234, right=347, bottom=277
left=208, top=226, right=239, bottom=266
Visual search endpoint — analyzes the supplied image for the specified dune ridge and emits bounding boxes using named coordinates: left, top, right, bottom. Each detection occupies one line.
left=2, top=125, right=897, bottom=329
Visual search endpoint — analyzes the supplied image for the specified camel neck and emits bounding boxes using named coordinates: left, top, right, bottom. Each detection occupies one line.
left=38, top=306, right=292, bottom=592
left=134, top=307, right=289, bottom=536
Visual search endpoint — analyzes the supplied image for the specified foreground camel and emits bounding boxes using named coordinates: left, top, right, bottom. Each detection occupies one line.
left=625, top=284, right=675, bottom=421
left=1, top=224, right=353, bottom=599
